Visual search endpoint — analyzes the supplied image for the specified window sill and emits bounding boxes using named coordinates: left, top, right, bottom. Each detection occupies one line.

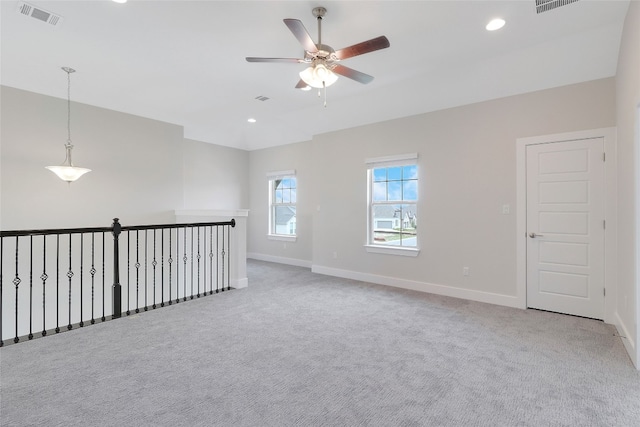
left=364, top=245, right=420, bottom=257
left=268, top=234, right=297, bottom=242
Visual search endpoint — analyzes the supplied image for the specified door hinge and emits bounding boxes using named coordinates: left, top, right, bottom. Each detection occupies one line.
left=603, top=152, right=606, bottom=162
left=604, top=288, right=606, bottom=297
left=603, top=220, right=606, bottom=230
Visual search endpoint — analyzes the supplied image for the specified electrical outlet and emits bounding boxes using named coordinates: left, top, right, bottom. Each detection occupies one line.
left=463, top=267, right=470, bottom=276
left=502, top=204, right=510, bottom=215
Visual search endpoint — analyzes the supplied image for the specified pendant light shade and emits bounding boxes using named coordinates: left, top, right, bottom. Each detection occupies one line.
left=46, top=67, right=91, bottom=183
left=45, top=143, right=92, bottom=182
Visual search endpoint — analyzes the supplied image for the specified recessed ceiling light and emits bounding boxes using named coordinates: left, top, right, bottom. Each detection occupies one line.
left=486, top=18, right=506, bottom=31
left=112, top=0, right=127, bottom=3
left=247, top=118, right=257, bottom=123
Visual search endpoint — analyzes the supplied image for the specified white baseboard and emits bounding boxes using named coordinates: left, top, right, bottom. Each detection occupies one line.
left=247, top=252, right=312, bottom=269
left=231, top=277, right=248, bottom=289
left=614, top=311, right=637, bottom=368
left=311, top=264, right=521, bottom=309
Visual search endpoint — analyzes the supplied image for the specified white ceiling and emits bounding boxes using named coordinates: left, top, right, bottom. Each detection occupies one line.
left=0, top=0, right=631, bottom=151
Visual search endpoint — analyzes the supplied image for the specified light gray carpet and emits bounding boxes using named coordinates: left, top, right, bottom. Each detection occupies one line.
left=1, top=260, right=639, bottom=426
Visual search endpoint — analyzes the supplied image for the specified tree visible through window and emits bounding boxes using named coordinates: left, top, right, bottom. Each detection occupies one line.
left=270, top=175, right=296, bottom=236
left=369, top=161, right=417, bottom=247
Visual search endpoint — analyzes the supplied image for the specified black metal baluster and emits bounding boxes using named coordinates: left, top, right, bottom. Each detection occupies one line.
left=14, top=236, right=21, bottom=343
left=152, top=230, right=157, bottom=309
left=102, top=232, right=106, bottom=322
left=183, top=227, right=187, bottom=302
left=135, top=230, right=140, bottom=313
left=197, top=227, right=201, bottom=298
left=209, top=227, right=214, bottom=295
left=175, top=228, right=180, bottom=304
left=221, top=225, right=226, bottom=292
left=202, top=227, right=206, bottom=297
left=168, top=229, right=173, bottom=305
left=90, top=233, right=96, bottom=324
left=79, top=236, right=84, bottom=327
left=41, top=236, right=48, bottom=336
left=144, top=230, right=148, bottom=311
left=127, top=230, right=130, bottom=316
left=161, top=229, right=165, bottom=307
left=190, top=227, right=194, bottom=300
left=1, top=238, right=4, bottom=347
left=29, top=236, right=33, bottom=340
left=216, top=226, right=220, bottom=294
left=56, top=235, right=60, bottom=333
left=228, top=223, right=231, bottom=291
left=67, top=233, right=73, bottom=330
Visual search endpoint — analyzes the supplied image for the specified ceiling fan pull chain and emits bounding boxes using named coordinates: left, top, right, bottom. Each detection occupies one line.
left=323, top=81, right=327, bottom=108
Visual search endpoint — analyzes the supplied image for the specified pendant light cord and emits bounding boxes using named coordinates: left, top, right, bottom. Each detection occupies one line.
left=66, top=69, right=72, bottom=144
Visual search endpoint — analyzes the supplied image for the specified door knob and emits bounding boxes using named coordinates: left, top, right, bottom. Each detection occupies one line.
left=529, top=232, right=544, bottom=238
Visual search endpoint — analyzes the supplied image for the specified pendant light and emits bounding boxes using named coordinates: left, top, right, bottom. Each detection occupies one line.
left=46, top=67, right=91, bottom=182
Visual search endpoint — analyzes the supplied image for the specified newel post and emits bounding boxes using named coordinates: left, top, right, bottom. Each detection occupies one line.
left=112, top=218, right=122, bottom=319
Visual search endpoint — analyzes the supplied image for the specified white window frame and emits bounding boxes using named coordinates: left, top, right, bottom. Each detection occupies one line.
left=267, top=170, right=297, bottom=242
left=365, top=154, right=420, bottom=257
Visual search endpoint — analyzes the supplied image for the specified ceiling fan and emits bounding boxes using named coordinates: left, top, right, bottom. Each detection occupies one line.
left=246, top=6, right=390, bottom=102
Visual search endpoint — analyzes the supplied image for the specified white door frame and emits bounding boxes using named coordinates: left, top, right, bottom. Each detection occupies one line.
left=516, top=127, right=617, bottom=324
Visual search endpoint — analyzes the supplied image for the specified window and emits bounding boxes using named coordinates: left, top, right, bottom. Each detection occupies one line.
left=366, top=154, right=419, bottom=256
left=267, top=170, right=296, bottom=240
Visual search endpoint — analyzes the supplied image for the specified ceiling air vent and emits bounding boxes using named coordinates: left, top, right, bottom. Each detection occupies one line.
left=255, top=96, right=270, bottom=102
left=16, top=2, right=63, bottom=27
left=536, top=0, right=580, bottom=14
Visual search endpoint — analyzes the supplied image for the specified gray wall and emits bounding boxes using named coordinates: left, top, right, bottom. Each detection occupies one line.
left=183, top=138, right=249, bottom=211
left=614, top=0, right=640, bottom=365
left=0, top=86, right=249, bottom=230
left=248, top=78, right=616, bottom=301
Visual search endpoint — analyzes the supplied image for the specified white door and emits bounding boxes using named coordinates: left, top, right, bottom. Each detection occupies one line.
left=526, top=138, right=605, bottom=319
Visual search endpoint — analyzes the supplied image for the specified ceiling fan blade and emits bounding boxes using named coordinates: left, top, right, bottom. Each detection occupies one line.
left=334, top=35, right=390, bottom=60
left=332, top=64, right=374, bottom=84
left=246, top=57, right=305, bottom=63
left=295, top=79, right=309, bottom=89
left=283, top=19, right=318, bottom=53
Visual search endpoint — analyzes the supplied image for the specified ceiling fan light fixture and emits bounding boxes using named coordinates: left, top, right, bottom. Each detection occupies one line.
left=299, top=64, right=338, bottom=89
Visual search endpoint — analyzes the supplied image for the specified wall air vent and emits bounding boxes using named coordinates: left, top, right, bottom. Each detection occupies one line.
left=255, top=96, right=270, bottom=102
left=16, top=2, right=63, bottom=27
left=536, top=0, right=580, bottom=14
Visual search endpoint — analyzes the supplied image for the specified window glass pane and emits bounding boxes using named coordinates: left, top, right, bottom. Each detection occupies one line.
left=274, top=206, right=296, bottom=235
left=372, top=204, right=401, bottom=246
left=403, top=165, right=417, bottom=180
left=388, top=167, right=402, bottom=181
left=373, top=182, right=387, bottom=201
left=290, top=178, right=297, bottom=189
left=399, top=204, right=417, bottom=247
left=371, top=203, right=417, bottom=246
left=282, top=178, right=292, bottom=188
left=275, top=179, right=284, bottom=190
left=403, top=180, right=418, bottom=201
left=373, top=168, right=387, bottom=182
left=282, top=189, right=291, bottom=203
left=275, top=189, right=283, bottom=203
left=388, top=181, right=402, bottom=201
left=291, top=189, right=297, bottom=203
